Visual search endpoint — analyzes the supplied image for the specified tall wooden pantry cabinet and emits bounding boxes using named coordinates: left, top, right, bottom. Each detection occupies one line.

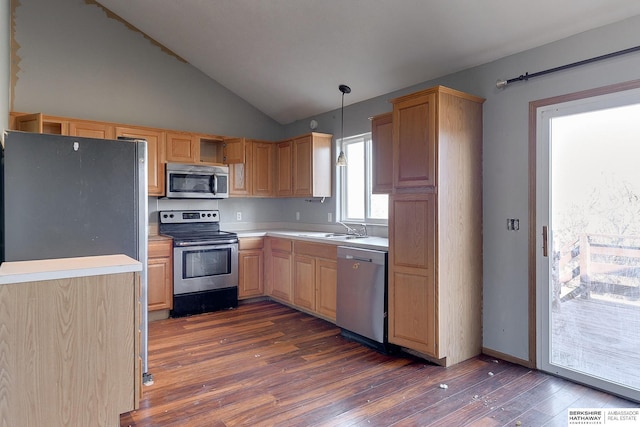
left=387, top=86, right=484, bottom=367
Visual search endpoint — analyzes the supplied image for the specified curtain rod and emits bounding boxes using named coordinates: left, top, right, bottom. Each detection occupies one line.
left=496, top=45, right=640, bottom=88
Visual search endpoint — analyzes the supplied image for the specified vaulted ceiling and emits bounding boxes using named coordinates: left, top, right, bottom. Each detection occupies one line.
left=97, top=1, right=640, bottom=124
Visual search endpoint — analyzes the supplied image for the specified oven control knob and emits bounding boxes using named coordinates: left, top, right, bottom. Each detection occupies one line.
left=169, top=214, right=174, bottom=218
left=213, top=213, right=217, bottom=217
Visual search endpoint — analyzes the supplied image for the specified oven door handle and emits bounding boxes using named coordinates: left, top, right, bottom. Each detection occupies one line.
left=175, top=239, right=238, bottom=247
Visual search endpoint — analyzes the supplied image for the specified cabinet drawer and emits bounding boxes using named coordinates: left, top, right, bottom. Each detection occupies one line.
left=270, top=238, right=292, bottom=253
left=239, top=237, right=264, bottom=250
left=148, top=239, right=172, bottom=258
left=294, top=241, right=337, bottom=260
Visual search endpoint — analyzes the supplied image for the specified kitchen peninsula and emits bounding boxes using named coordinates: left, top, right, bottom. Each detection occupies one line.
left=0, top=254, right=142, bottom=427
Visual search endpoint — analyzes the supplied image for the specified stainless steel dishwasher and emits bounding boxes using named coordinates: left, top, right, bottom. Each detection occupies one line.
left=336, top=246, right=388, bottom=346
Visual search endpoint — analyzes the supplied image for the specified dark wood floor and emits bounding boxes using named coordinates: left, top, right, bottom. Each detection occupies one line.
left=121, top=301, right=638, bottom=426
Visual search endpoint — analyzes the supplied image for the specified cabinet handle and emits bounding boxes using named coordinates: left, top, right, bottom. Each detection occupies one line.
left=542, top=226, right=548, bottom=257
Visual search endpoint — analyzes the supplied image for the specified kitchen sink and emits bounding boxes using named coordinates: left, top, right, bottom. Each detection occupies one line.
left=296, top=233, right=368, bottom=239
left=326, top=233, right=368, bottom=239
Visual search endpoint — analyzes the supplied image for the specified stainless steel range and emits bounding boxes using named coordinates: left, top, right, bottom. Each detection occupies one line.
left=159, top=210, right=238, bottom=317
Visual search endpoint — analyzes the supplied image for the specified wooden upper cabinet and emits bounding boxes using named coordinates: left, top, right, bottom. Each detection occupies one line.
left=166, top=132, right=198, bottom=163
left=371, top=112, right=393, bottom=194
left=69, top=121, right=115, bottom=139
left=230, top=140, right=252, bottom=196
left=276, top=140, right=293, bottom=196
left=193, top=135, right=244, bottom=165
left=230, top=140, right=275, bottom=198
left=252, top=140, right=275, bottom=197
left=13, top=113, right=68, bottom=135
left=392, top=90, right=437, bottom=189
left=223, top=137, right=246, bottom=164
left=115, top=126, right=166, bottom=197
left=292, top=133, right=332, bottom=198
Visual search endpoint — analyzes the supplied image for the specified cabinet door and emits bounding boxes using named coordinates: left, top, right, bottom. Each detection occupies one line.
left=271, top=250, right=292, bottom=302
left=293, top=135, right=312, bottom=196
left=393, top=92, right=437, bottom=189
left=276, top=140, right=293, bottom=196
left=166, top=132, right=197, bottom=163
left=223, top=137, right=246, bottom=164
left=292, top=133, right=332, bottom=197
left=388, top=193, right=438, bottom=357
left=115, top=126, right=166, bottom=196
left=230, top=141, right=252, bottom=196
left=148, top=257, right=173, bottom=311
left=239, top=249, right=264, bottom=299
left=316, top=259, right=337, bottom=321
left=293, top=254, right=315, bottom=311
left=371, top=112, right=393, bottom=194
left=252, top=141, right=275, bottom=196
left=69, top=121, right=115, bottom=139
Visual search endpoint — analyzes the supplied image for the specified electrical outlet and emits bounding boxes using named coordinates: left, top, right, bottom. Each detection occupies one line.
left=236, top=211, right=242, bottom=221
left=328, top=212, right=332, bottom=222
left=296, top=212, right=300, bottom=221
left=507, top=218, right=519, bottom=231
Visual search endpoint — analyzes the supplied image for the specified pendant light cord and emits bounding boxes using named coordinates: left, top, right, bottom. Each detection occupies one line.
left=341, top=90, right=345, bottom=148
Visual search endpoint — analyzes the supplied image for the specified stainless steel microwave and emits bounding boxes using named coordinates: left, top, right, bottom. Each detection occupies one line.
left=165, top=163, right=229, bottom=199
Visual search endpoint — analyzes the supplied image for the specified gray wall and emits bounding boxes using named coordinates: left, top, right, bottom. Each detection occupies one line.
left=10, top=0, right=283, bottom=140
left=284, top=14, right=640, bottom=362
left=7, top=0, right=640, bottom=362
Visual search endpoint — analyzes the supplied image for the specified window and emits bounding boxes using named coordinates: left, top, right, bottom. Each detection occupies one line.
left=338, top=133, right=388, bottom=224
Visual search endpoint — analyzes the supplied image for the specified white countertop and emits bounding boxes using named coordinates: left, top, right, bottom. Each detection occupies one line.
left=236, top=229, right=389, bottom=251
left=0, top=254, right=142, bottom=285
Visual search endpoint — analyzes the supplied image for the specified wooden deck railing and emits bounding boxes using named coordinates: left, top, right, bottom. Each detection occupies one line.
left=556, top=233, right=640, bottom=302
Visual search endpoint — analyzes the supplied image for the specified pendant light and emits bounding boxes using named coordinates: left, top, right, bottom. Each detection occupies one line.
left=336, top=84, right=351, bottom=167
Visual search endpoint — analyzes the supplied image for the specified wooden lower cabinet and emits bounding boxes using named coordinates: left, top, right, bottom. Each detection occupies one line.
left=293, top=254, right=315, bottom=310
left=267, top=238, right=293, bottom=302
left=388, top=193, right=438, bottom=356
left=389, top=268, right=437, bottom=356
left=265, top=238, right=337, bottom=322
left=148, top=237, right=173, bottom=311
left=292, top=241, right=337, bottom=321
left=238, top=237, right=264, bottom=299
left=315, top=258, right=337, bottom=320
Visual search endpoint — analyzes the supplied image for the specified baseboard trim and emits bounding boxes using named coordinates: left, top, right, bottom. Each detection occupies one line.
left=482, top=347, right=533, bottom=369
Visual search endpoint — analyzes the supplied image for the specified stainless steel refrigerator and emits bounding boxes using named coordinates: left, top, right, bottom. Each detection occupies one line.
left=1, top=130, right=151, bottom=381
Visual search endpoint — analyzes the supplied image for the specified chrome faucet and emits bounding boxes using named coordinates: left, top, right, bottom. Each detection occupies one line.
left=338, top=221, right=368, bottom=237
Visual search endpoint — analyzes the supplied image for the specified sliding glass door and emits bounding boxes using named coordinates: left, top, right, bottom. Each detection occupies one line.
left=536, top=86, right=640, bottom=402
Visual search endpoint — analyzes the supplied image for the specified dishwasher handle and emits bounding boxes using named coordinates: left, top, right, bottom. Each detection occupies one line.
left=345, top=255, right=373, bottom=263
left=337, top=246, right=387, bottom=266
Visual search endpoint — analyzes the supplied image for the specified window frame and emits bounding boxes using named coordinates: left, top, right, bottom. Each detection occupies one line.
left=337, top=132, right=388, bottom=226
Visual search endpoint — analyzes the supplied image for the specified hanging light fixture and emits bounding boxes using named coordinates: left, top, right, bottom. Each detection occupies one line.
left=336, top=84, right=351, bottom=167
